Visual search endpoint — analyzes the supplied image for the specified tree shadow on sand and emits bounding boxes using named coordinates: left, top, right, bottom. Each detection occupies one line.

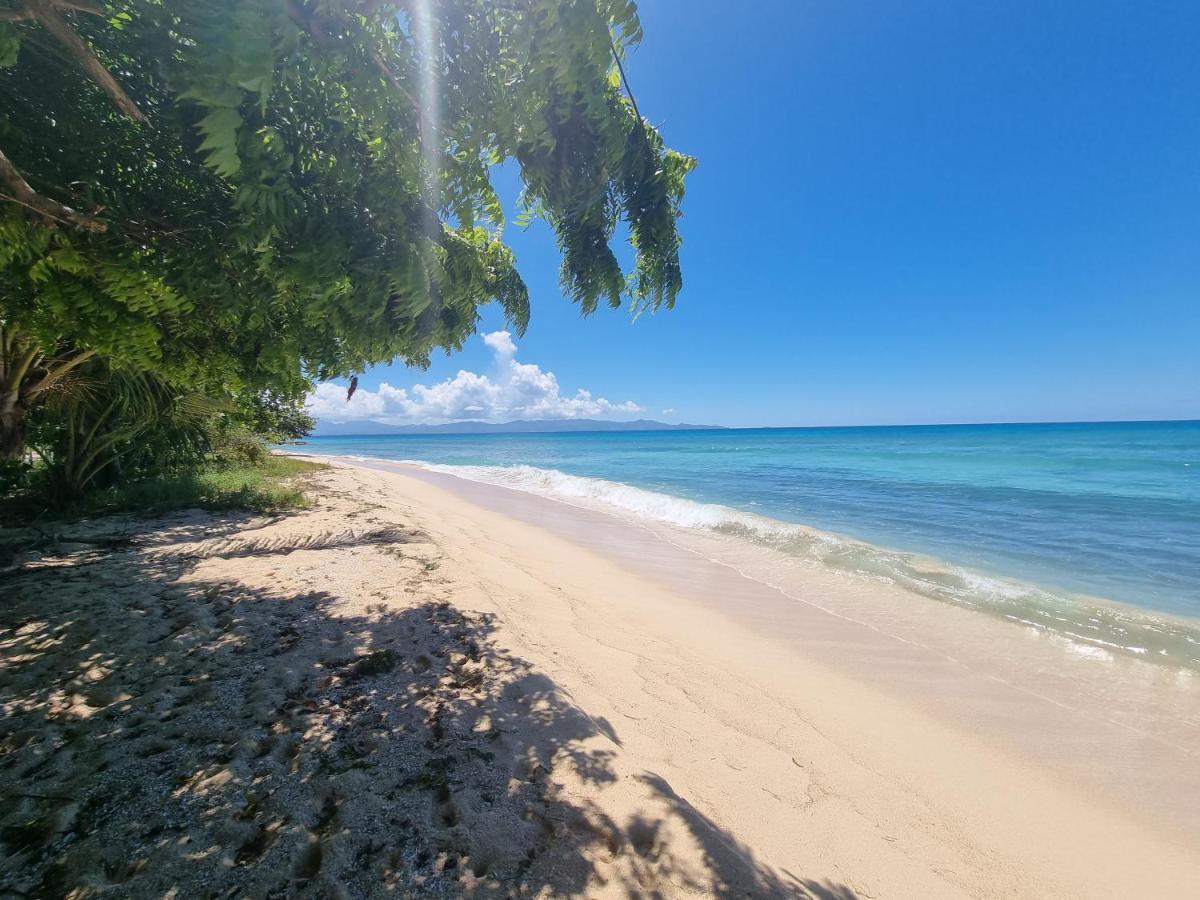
left=0, top=510, right=860, bottom=898
left=629, top=774, right=861, bottom=900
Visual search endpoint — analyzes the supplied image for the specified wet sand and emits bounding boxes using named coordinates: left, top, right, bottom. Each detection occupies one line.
left=355, top=458, right=1200, bottom=836
left=342, top=456, right=1200, bottom=896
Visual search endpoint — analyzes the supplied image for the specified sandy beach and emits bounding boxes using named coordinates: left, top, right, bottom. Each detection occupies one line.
left=3, top=458, right=1198, bottom=898
left=4, top=0, right=1196, bottom=896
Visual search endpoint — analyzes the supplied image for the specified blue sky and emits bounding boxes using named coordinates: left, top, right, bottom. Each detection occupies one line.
left=313, top=0, right=1200, bottom=428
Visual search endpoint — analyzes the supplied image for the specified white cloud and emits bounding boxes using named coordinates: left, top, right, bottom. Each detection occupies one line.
left=481, top=330, right=517, bottom=358
left=306, top=332, right=643, bottom=425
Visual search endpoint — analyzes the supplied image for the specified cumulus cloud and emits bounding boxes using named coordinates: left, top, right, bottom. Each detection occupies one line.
left=306, top=332, right=642, bottom=425
left=481, top=330, right=517, bottom=358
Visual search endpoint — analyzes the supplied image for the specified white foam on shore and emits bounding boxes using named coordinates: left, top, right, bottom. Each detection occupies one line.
left=321, top=453, right=1200, bottom=671
left=414, top=462, right=801, bottom=531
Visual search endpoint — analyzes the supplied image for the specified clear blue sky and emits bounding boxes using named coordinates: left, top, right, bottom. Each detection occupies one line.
left=341, top=0, right=1200, bottom=428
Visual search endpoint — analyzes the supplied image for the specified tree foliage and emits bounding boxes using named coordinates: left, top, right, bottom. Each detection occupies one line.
left=0, top=0, right=692, bottom=467
left=28, top=361, right=227, bottom=497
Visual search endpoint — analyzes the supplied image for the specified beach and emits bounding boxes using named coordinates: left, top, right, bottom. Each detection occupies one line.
left=4, top=458, right=1197, bottom=898
left=4, top=0, right=1196, bottom=896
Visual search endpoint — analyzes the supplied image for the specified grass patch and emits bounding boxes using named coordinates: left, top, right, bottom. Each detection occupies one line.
left=84, top=456, right=328, bottom=517
left=1, top=456, right=327, bottom=526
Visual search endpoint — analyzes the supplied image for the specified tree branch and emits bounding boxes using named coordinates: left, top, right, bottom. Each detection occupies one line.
left=609, top=35, right=651, bottom=146
left=369, top=46, right=416, bottom=107
left=56, top=1, right=105, bottom=15
left=27, top=0, right=147, bottom=122
left=283, top=0, right=333, bottom=47
left=0, top=1, right=103, bottom=21
left=0, top=147, right=107, bottom=231
left=282, top=2, right=420, bottom=119
left=2, top=344, right=40, bottom=397
left=12, top=346, right=40, bottom=388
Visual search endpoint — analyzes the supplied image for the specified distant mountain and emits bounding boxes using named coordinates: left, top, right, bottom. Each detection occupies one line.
left=310, top=418, right=723, bottom=436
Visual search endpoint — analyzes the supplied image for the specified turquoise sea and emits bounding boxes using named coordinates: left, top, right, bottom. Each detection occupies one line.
left=298, top=420, right=1200, bottom=668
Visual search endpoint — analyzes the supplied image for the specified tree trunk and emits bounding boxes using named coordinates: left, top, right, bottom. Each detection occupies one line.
left=0, top=330, right=96, bottom=460
left=0, top=397, right=26, bottom=461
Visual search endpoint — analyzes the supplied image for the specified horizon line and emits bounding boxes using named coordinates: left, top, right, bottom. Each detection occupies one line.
left=308, top=416, right=1200, bottom=436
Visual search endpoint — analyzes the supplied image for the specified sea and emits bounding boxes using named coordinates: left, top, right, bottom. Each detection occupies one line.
left=295, top=420, right=1200, bottom=670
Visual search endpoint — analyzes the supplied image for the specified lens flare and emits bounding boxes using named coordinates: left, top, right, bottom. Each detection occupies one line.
left=412, top=0, right=439, bottom=207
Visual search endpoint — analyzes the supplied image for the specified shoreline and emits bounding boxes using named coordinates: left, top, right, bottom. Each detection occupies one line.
left=4, top=459, right=1197, bottom=897
left=285, top=449, right=1200, bottom=670
left=320, top=456, right=1200, bottom=893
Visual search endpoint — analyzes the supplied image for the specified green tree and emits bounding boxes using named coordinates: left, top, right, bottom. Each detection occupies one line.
left=232, top=389, right=315, bottom=444
left=28, top=361, right=225, bottom=497
left=0, top=0, right=692, bottom=459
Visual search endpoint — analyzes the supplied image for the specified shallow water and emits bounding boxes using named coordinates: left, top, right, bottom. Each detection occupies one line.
left=298, top=420, right=1200, bottom=668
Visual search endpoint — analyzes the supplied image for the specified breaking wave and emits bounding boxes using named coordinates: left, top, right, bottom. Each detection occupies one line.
left=343, top=457, right=1200, bottom=671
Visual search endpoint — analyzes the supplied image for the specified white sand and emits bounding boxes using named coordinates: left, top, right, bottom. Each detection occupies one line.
left=3, top=459, right=1197, bottom=898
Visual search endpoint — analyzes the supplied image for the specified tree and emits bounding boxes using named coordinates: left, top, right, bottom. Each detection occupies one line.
left=28, top=361, right=225, bottom=497
left=232, top=389, right=315, bottom=444
left=0, top=0, right=693, bottom=459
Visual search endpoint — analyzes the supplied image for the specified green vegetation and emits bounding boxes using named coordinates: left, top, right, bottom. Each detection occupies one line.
left=0, top=0, right=691, bottom=513
left=2, top=454, right=325, bottom=523
left=81, top=454, right=327, bottom=516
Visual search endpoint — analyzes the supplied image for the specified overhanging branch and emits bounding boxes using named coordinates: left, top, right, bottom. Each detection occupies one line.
left=27, top=0, right=147, bottom=122
left=0, top=146, right=107, bottom=231
left=281, top=2, right=421, bottom=125
left=1, top=1, right=104, bottom=21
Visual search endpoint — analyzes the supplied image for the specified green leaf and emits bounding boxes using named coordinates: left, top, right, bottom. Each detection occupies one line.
left=0, top=22, right=21, bottom=68
left=197, top=106, right=244, bottom=177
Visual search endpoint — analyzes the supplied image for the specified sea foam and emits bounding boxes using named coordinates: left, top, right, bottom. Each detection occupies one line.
left=374, top=457, right=1200, bottom=672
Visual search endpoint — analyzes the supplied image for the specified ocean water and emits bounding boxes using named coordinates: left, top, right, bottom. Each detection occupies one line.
left=297, top=421, right=1200, bottom=668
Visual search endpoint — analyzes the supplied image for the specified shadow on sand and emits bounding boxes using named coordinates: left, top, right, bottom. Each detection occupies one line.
left=0, top=508, right=859, bottom=898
